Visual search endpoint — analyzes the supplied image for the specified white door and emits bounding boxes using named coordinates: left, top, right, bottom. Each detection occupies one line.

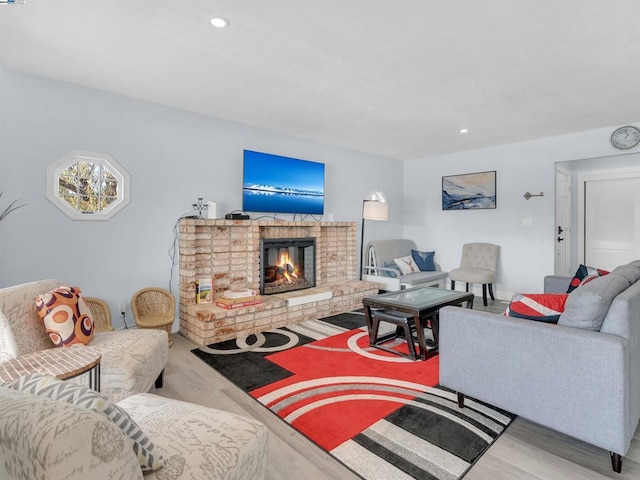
left=555, top=169, right=571, bottom=275
left=579, top=170, right=640, bottom=270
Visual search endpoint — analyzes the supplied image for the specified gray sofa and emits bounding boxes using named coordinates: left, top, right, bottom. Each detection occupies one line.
left=439, top=260, right=640, bottom=473
left=362, top=239, right=448, bottom=291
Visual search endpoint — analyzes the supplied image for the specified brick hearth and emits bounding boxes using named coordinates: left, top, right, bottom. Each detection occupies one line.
left=178, top=219, right=378, bottom=346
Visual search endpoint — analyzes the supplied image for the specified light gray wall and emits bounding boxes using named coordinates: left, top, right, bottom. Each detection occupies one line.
left=4, top=67, right=639, bottom=324
left=0, top=68, right=403, bottom=329
left=404, top=128, right=640, bottom=299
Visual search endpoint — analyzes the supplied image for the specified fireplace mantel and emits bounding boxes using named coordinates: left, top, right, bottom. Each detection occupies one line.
left=178, top=219, right=378, bottom=345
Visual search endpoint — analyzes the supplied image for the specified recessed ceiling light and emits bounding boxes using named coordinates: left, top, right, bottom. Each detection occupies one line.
left=459, top=128, right=469, bottom=134
left=210, top=17, right=230, bottom=28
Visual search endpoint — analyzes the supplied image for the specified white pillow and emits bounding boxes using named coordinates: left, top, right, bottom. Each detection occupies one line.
left=393, top=255, right=420, bottom=275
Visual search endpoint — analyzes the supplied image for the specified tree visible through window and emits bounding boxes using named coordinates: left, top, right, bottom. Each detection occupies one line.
left=47, top=150, right=130, bottom=220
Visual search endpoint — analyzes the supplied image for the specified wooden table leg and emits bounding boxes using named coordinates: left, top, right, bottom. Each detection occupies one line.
left=363, top=305, right=374, bottom=344
left=430, top=313, right=440, bottom=348
left=413, top=313, right=428, bottom=360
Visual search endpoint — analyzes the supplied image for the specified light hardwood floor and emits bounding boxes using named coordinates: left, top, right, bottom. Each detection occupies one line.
left=154, top=298, right=640, bottom=479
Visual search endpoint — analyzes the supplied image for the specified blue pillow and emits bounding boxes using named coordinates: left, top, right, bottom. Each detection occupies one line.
left=382, top=261, right=400, bottom=278
left=411, top=250, right=436, bottom=271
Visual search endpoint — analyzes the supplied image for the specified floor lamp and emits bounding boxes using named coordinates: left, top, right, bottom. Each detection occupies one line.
left=359, top=192, right=389, bottom=280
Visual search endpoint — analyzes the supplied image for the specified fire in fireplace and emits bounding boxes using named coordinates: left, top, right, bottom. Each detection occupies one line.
left=260, top=237, right=315, bottom=295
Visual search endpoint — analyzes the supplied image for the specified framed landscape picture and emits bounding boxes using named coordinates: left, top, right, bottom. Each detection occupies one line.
left=442, top=170, right=496, bottom=210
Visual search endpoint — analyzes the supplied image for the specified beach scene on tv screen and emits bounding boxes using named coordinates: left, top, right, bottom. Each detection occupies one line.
left=243, top=151, right=324, bottom=214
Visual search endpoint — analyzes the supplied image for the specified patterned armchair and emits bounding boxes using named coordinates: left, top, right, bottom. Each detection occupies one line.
left=0, top=386, right=268, bottom=480
left=0, top=279, right=168, bottom=402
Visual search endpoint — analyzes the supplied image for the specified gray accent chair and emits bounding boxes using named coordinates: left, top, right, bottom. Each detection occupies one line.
left=439, top=260, right=640, bottom=473
left=362, top=239, right=448, bottom=291
left=449, top=242, right=499, bottom=306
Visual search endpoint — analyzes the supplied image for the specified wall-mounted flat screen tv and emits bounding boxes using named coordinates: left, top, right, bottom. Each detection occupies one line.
left=242, top=150, right=325, bottom=215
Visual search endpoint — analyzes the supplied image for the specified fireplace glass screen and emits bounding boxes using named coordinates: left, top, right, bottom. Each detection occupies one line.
left=260, top=237, right=315, bottom=295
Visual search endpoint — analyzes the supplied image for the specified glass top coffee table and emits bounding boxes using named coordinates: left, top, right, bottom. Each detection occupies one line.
left=362, top=287, right=474, bottom=360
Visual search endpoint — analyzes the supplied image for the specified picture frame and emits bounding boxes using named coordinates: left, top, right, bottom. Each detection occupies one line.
left=196, top=278, right=213, bottom=303
left=442, top=170, right=496, bottom=210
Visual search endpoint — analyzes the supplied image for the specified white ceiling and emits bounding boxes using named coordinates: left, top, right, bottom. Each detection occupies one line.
left=2, top=1, right=640, bottom=160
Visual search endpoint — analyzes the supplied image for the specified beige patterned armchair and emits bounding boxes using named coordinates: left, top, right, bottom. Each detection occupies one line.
left=0, top=386, right=268, bottom=480
left=0, top=279, right=168, bottom=402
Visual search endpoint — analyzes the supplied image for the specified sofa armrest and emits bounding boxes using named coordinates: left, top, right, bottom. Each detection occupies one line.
left=544, top=275, right=571, bottom=293
left=362, top=265, right=402, bottom=291
left=439, top=306, right=631, bottom=455
left=362, top=265, right=401, bottom=278
left=0, top=279, right=64, bottom=360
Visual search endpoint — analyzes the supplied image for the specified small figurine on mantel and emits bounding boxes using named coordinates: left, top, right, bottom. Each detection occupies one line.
left=192, top=197, right=208, bottom=218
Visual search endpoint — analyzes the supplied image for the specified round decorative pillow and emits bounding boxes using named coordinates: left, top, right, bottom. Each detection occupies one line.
left=35, top=285, right=94, bottom=346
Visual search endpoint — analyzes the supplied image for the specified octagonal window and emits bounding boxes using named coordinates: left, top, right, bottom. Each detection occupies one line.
left=47, top=150, right=130, bottom=220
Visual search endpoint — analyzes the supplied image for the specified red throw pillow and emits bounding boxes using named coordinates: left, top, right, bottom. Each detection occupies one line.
left=506, top=293, right=569, bottom=324
left=35, top=285, right=94, bottom=347
left=567, top=264, right=609, bottom=293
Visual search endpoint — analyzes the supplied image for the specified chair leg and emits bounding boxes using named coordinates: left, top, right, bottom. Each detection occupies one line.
left=465, top=283, right=470, bottom=292
left=450, top=280, right=456, bottom=290
left=482, top=284, right=488, bottom=306
left=155, top=370, right=164, bottom=389
left=610, top=452, right=623, bottom=473
left=488, top=283, right=495, bottom=300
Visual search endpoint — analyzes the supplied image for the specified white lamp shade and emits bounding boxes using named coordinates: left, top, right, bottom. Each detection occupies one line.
left=363, top=200, right=388, bottom=221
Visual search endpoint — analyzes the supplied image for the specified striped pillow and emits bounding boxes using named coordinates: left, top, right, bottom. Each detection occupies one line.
left=506, top=293, right=569, bottom=323
left=7, top=374, right=164, bottom=472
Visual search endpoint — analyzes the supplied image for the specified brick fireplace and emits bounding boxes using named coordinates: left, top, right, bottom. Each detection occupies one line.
left=178, top=219, right=378, bottom=346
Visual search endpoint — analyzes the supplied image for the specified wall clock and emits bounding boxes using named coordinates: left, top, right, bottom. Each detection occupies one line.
left=610, top=125, right=640, bottom=150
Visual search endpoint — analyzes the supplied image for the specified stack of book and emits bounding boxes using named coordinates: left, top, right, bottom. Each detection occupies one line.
left=215, top=288, right=262, bottom=309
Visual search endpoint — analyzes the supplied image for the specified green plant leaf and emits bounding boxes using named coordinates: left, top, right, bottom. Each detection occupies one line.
left=0, top=192, right=27, bottom=221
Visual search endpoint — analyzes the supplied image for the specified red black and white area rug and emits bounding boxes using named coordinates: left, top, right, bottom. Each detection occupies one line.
left=192, top=312, right=514, bottom=480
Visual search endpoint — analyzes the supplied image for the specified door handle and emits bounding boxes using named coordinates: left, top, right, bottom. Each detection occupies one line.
left=558, top=226, right=564, bottom=234
left=557, top=237, right=564, bottom=243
